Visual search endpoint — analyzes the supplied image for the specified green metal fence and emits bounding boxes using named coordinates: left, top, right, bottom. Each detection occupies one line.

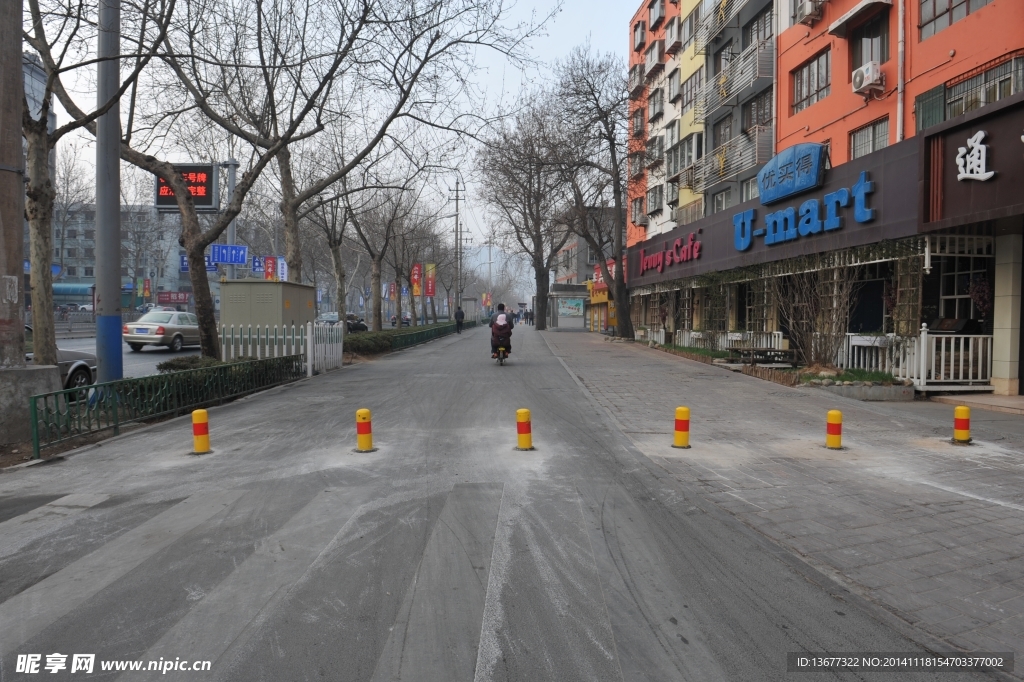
left=30, top=355, right=305, bottom=458
left=390, top=320, right=475, bottom=349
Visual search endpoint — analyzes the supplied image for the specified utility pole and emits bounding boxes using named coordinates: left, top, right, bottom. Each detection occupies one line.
left=0, top=0, right=24, bottom=370
left=223, top=158, right=239, bottom=280
left=95, top=0, right=122, bottom=382
left=450, top=179, right=463, bottom=309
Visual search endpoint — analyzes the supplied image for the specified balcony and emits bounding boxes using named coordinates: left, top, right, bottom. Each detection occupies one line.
left=646, top=136, right=664, bottom=168
left=644, top=40, right=665, bottom=80
left=694, top=39, right=774, bottom=122
left=693, top=125, right=773, bottom=193
left=649, top=0, right=666, bottom=28
left=665, top=16, right=682, bottom=54
left=694, top=0, right=751, bottom=54
left=665, top=141, right=686, bottom=181
left=674, top=198, right=704, bottom=226
left=629, top=64, right=646, bottom=98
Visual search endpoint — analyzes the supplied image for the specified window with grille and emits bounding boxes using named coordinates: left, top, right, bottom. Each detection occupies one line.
left=742, top=88, right=773, bottom=131
left=680, top=70, right=703, bottom=114
left=668, top=69, right=680, bottom=101
left=631, top=197, right=645, bottom=224
left=946, top=58, right=1023, bottom=119
left=665, top=118, right=680, bottom=147
left=646, top=185, right=664, bottom=214
left=634, top=20, right=646, bottom=51
left=793, top=49, right=831, bottom=114
left=743, top=6, right=773, bottom=48
left=632, top=108, right=645, bottom=137
left=852, top=11, right=890, bottom=68
left=850, top=117, right=889, bottom=159
left=939, top=255, right=992, bottom=319
left=713, top=116, right=733, bottom=149
left=648, top=88, right=664, bottom=121
left=920, top=0, right=992, bottom=40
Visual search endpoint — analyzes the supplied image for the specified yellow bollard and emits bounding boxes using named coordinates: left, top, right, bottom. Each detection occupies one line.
left=516, top=408, right=534, bottom=451
left=192, top=409, right=211, bottom=454
left=953, top=405, right=971, bottom=444
left=672, top=406, right=691, bottom=449
left=826, top=410, right=843, bottom=450
left=356, top=408, right=376, bottom=452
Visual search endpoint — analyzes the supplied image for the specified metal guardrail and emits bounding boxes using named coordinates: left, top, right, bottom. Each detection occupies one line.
left=390, top=320, right=475, bottom=349
left=693, top=125, right=773, bottom=193
left=30, top=355, right=304, bottom=458
left=694, top=39, right=774, bottom=123
left=694, top=0, right=750, bottom=54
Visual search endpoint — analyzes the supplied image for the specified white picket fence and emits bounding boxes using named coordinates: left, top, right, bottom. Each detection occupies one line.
left=838, top=325, right=992, bottom=388
left=220, top=322, right=345, bottom=376
left=674, top=329, right=783, bottom=350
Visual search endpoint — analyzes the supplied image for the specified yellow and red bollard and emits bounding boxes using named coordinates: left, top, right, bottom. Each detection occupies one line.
left=826, top=410, right=843, bottom=449
left=672, top=406, right=691, bottom=449
left=356, top=408, right=377, bottom=452
left=516, top=408, right=534, bottom=451
left=953, top=405, right=971, bottom=444
left=192, top=409, right=211, bottom=454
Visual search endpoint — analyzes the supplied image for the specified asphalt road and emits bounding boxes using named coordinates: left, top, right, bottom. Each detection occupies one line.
left=57, top=337, right=201, bottom=378
left=0, top=326, right=998, bottom=681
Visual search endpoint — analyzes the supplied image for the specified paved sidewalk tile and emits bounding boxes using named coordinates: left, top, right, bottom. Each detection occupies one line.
left=545, top=333, right=1024, bottom=656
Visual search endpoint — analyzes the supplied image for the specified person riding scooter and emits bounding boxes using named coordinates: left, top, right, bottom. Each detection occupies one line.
left=489, top=303, right=514, bottom=358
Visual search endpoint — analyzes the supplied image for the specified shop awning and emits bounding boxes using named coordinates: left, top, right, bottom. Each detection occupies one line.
left=828, top=0, right=891, bottom=38
left=52, top=283, right=94, bottom=296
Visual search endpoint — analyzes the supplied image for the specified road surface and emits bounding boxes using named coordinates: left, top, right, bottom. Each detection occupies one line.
left=57, top=337, right=201, bottom=378
left=0, top=326, right=1006, bottom=681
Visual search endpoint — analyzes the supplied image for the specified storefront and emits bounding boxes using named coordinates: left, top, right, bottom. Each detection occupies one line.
left=586, top=262, right=618, bottom=333
left=626, top=94, right=1024, bottom=394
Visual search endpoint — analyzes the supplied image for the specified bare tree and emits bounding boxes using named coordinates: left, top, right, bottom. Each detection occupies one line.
left=53, top=142, right=93, bottom=279
left=477, top=101, right=569, bottom=330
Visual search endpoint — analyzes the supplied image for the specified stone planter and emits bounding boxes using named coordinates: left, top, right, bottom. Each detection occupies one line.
left=819, top=384, right=915, bottom=401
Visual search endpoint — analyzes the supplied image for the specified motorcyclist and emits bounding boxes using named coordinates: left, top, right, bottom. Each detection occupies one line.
left=489, top=303, right=514, bottom=358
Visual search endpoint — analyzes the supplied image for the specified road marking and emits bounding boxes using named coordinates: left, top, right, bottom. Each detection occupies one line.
left=125, top=487, right=371, bottom=681
left=0, top=490, right=244, bottom=657
left=0, top=494, right=111, bottom=559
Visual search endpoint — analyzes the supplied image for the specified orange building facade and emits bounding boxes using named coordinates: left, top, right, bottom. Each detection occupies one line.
left=777, top=0, right=1024, bottom=165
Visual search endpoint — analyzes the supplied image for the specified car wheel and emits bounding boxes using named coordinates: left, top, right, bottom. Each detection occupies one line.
left=129, top=343, right=144, bottom=352
left=66, top=367, right=92, bottom=400
left=170, top=335, right=183, bottom=352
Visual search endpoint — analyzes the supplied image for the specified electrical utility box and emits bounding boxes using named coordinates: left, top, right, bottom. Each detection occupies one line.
left=220, top=279, right=316, bottom=329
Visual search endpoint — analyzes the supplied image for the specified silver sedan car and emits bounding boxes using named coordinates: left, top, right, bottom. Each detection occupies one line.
left=123, top=311, right=201, bottom=352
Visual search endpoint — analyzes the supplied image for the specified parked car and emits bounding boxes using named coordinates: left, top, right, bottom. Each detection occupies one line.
left=78, top=303, right=94, bottom=312
left=346, top=314, right=368, bottom=333
left=316, top=313, right=340, bottom=326
left=390, top=312, right=411, bottom=327
left=23, top=325, right=97, bottom=391
left=122, top=311, right=201, bottom=352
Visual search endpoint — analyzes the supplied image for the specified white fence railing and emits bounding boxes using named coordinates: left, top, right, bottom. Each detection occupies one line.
left=674, top=329, right=783, bottom=350
left=309, top=323, right=345, bottom=373
left=838, top=325, right=992, bottom=388
left=220, top=322, right=346, bottom=377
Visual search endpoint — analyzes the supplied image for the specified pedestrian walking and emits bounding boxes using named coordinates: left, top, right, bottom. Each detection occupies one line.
left=454, top=306, right=465, bottom=334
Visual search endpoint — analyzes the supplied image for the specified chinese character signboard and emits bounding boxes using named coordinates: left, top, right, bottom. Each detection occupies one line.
left=277, top=257, right=288, bottom=282
left=179, top=254, right=219, bottom=272
left=411, top=263, right=422, bottom=296
left=155, top=165, right=219, bottom=213
left=263, top=256, right=277, bottom=280
left=143, top=279, right=151, bottom=298
left=158, top=291, right=191, bottom=304
left=757, top=143, right=827, bottom=205
left=251, top=255, right=264, bottom=273
left=389, top=281, right=396, bottom=300
left=210, top=244, right=249, bottom=265
left=424, top=263, right=436, bottom=296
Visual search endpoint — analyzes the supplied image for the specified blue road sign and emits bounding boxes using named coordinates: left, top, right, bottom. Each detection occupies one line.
left=180, top=255, right=219, bottom=272
left=251, top=255, right=264, bottom=273
left=211, top=244, right=248, bottom=265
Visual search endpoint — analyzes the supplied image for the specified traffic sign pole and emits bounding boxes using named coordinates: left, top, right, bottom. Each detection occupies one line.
left=223, top=159, right=238, bottom=280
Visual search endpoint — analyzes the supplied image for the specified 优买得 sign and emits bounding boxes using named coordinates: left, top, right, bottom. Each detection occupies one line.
left=757, top=143, right=827, bottom=205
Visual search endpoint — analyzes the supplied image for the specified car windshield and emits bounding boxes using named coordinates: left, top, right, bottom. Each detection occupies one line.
left=138, top=312, right=173, bottom=323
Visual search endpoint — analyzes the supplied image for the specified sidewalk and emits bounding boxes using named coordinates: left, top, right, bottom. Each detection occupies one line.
left=544, top=332, right=1024, bottom=660
left=932, top=393, right=1024, bottom=416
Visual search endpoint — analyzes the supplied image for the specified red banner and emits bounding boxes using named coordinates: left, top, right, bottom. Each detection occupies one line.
left=389, top=281, right=396, bottom=300
left=263, top=256, right=276, bottom=280
left=143, top=279, right=151, bottom=298
left=424, top=263, right=436, bottom=297
left=157, top=291, right=190, bottom=304
left=411, top=263, right=422, bottom=296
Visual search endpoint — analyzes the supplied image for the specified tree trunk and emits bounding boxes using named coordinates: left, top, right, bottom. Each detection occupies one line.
left=24, top=125, right=58, bottom=365
left=330, top=241, right=347, bottom=341
left=370, top=257, right=383, bottom=331
left=277, top=147, right=303, bottom=283
left=429, top=296, right=437, bottom=324
left=534, top=263, right=550, bottom=331
left=407, top=276, right=418, bottom=327
left=181, top=213, right=220, bottom=358
left=394, top=276, right=403, bottom=328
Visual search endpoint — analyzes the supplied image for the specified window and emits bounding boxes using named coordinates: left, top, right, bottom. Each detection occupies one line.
left=84, top=230, right=94, bottom=240
left=647, top=136, right=665, bottom=165
left=53, top=248, right=60, bottom=258
left=939, top=255, right=991, bottom=319
left=742, top=88, right=773, bottom=131
left=850, top=117, right=889, bottom=159
left=649, top=0, right=665, bottom=27
left=681, top=5, right=700, bottom=52
left=680, top=70, right=703, bottom=114
left=634, top=20, right=647, bottom=51
left=714, top=41, right=733, bottom=75
left=66, top=248, right=77, bottom=257
left=713, top=116, right=733, bottom=149
left=665, top=118, right=680, bottom=148
left=744, top=6, right=773, bottom=48
left=66, top=266, right=76, bottom=276
left=713, top=188, right=734, bottom=213
left=120, top=266, right=129, bottom=276
left=67, top=229, right=77, bottom=239
left=667, top=180, right=680, bottom=205
left=587, top=245, right=600, bottom=264
left=84, top=247, right=94, bottom=258
left=631, top=197, right=646, bottom=224
left=793, top=49, right=831, bottom=113
left=946, top=58, right=1022, bottom=119
left=84, top=267, right=93, bottom=277
left=646, top=185, right=664, bottom=214
left=681, top=133, right=702, bottom=167
left=632, top=108, right=645, bottom=137
left=742, top=177, right=760, bottom=202
left=648, top=88, right=664, bottom=121
left=668, top=69, right=680, bottom=101
left=920, top=0, right=992, bottom=40
left=851, top=11, right=889, bottom=68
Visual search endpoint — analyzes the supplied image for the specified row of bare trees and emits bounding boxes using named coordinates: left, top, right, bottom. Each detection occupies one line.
left=23, top=0, right=553, bottom=359
left=475, top=45, right=633, bottom=336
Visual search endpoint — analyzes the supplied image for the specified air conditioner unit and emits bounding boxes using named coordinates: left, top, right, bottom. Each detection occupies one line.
left=796, top=1, right=819, bottom=25
left=852, top=62, right=883, bottom=94
left=636, top=215, right=650, bottom=226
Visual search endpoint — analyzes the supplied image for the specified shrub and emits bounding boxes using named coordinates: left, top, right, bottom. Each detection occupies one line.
left=156, top=355, right=224, bottom=373
left=344, top=331, right=395, bottom=355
